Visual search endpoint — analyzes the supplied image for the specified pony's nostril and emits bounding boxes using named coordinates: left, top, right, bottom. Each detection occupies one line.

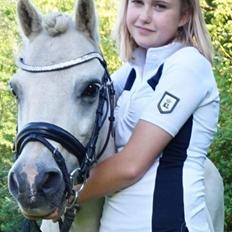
left=9, top=172, right=20, bottom=196
left=40, top=171, right=62, bottom=194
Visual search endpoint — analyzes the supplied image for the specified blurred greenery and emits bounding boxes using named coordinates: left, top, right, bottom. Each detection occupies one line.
left=0, top=0, right=231, bottom=231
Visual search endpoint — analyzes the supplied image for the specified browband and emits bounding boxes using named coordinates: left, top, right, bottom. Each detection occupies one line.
left=16, top=52, right=104, bottom=73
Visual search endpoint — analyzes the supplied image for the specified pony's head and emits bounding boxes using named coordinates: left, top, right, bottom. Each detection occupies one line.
left=8, top=0, right=113, bottom=221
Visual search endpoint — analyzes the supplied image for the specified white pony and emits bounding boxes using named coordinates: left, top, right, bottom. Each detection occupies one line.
left=8, top=0, right=224, bottom=231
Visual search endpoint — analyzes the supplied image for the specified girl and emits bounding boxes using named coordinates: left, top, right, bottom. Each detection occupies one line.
left=79, top=0, right=220, bottom=231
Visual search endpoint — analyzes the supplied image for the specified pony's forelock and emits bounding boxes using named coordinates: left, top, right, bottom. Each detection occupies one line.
left=43, top=12, right=71, bottom=37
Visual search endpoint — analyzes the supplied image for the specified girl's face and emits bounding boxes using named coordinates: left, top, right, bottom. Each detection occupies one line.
left=126, top=0, right=189, bottom=48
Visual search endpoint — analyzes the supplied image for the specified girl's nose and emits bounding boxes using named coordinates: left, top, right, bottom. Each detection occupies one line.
left=139, top=6, right=152, bottom=23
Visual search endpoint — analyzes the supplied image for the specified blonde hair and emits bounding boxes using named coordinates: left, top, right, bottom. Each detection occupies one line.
left=114, top=0, right=213, bottom=63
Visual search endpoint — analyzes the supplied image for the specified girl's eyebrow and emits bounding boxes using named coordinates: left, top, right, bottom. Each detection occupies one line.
left=152, top=0, right=173, bottom=7
left=152, top=0, right=169, bottom=4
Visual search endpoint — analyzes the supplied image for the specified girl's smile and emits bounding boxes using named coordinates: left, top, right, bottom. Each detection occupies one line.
left=134, top=25, right=156, bottom=34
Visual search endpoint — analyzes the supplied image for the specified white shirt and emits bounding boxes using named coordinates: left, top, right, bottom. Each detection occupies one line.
left=100, top=42, right=219, bottom=232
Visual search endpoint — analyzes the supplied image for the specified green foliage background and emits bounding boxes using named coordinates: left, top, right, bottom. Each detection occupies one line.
left=0, top=0, right=231, bottom=231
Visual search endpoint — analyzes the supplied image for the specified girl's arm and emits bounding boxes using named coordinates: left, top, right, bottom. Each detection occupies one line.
left=79, top=49, right=212, bottom=202
left=79, top=119, right=172, bottom=202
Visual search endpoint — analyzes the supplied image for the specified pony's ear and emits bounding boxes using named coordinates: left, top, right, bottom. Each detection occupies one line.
left=17, top=0, right=42, bottom=38
left=75, top=0, right=99, bottom=44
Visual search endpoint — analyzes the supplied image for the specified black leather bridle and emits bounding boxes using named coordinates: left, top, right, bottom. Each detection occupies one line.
left=15, top=52, right=115, bottom=232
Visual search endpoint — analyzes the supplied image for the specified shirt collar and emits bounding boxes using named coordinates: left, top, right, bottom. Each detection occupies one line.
left=130, top=42, right=184, bottom=79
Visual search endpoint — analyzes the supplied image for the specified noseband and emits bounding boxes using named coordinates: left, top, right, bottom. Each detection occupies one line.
left=15, top=52, right=115, bottom=231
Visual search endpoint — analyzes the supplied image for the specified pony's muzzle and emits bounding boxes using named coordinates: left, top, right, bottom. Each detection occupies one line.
left=8, top=166, right=65, bottom=212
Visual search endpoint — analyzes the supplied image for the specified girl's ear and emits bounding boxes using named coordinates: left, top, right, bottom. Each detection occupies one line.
left=178, top=10, right=191, bottom=27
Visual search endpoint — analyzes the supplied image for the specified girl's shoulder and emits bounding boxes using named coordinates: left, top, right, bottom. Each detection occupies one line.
left=166, top=46, right=212, bottom=72
left=111, top=62, right=131, bottom=79
left=163, top=46, right=217, bottom=91
left=111, top=62, right=132, bottom=98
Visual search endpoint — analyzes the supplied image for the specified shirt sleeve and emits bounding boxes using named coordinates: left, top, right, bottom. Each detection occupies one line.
left=140, top=51, right=213, bottom=137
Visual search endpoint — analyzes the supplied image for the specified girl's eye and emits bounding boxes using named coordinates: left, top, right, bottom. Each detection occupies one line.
left=131, top=0, right=143, bottom=5
left=82, top=83, right=100, bottom=98
left=153, top=3, right=167, bottom=11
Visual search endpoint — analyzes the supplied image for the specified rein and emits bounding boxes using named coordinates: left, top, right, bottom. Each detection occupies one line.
left=15, top=52, right=115, bottom=232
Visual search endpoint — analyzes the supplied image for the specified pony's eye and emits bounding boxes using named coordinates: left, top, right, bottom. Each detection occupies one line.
left=8, top=81, right=18, bottom=98
left=82, top=83, right=100, bottom=98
